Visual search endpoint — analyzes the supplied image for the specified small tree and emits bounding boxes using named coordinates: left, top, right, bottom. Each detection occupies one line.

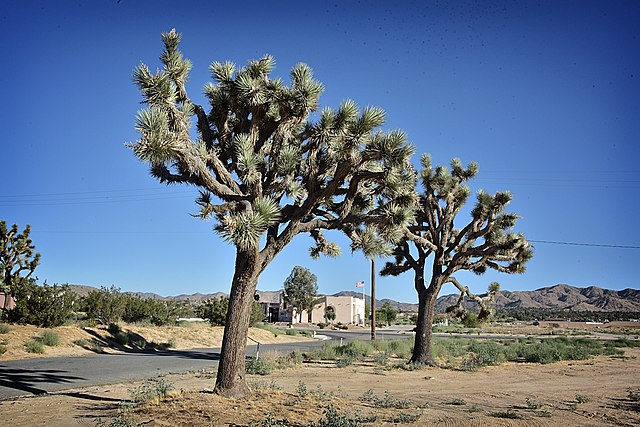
left=8, top=281, right=76, bottom=327
left=376, top=301, right=397, bottom=326
left=197, top=296, right=264, bottom=326
left=381, top=156, right=532, bottom=365
left=0, top=221, right=40, bottom=316
left=130, top=30, right=415, bottom=397
left=283, top=266, right=318, bottom=322
left=83, top=286, right=126, bottom=325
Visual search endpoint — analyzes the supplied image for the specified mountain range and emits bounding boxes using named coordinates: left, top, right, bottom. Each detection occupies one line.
left=68, top=283, right=640, bottom=313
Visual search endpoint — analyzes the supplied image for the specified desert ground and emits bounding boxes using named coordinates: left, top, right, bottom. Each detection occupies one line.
left=1, top=322, right=639, bottom=426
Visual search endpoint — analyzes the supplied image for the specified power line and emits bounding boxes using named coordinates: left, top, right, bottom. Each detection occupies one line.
left=529, top=240, right=640, bottom=249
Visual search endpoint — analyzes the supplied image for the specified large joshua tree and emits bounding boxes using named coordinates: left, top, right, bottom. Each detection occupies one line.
left=129, top=30, right=415, bottom=397
left=381, top=155, right=533, bottom=365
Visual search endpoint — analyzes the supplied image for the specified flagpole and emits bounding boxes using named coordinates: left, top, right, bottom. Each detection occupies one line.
left=370, top=257, right=376, bottom=341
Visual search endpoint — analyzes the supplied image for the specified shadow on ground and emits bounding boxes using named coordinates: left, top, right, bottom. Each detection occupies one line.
left=0, top=367, right=85, bottom=395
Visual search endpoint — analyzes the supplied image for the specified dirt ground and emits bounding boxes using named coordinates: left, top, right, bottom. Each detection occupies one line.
left=2, top=346, right=639, bottom=426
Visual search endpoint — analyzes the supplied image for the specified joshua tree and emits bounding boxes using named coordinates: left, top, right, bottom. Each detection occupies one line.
left=129, top=30, right=415, bottom=397
left=381, top=155, right=532, bottom=365
left=283, top=266, right=318, bottom=323
left=0, top=221, right=40, bottom=315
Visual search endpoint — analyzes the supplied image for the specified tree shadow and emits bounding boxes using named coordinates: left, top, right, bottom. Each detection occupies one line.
left=0, top=366, right=85, bottom=396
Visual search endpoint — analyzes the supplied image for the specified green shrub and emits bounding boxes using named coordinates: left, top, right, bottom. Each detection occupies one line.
left=285, top=328, right=298, bottom=336
left=336, top=340, right=373, bottom=358
left=0, top=343, right=6, bottom=355
left=306, top=342, right=338, bottom=361
left=628, top=390, right=640, bottom=402
left=25, top=339, right=44, bottom=353
left=490, top=410, right=522, bottom=419
left=129, top=376, right=174, bottom=403
left=336, top=357, right=354, bottom=368
left=0, top=324, right=10, bottom=334
left=8, top=281, right=76, bottom=327
left=40, top=330, right=60, bottom=346
left=296, top=380, right=308, bottom=397
left=246, top=357, right=274, bottom=375
left=196, top=297, right=263, bottom=326
left=312, top=405, right=366, bottom=427
left=83, top=286, right=126, bottom=325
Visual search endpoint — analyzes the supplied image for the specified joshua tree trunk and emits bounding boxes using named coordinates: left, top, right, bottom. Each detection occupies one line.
left=410, top=275, right=440, bottom=365
left=215, top=247, right=260, bottom=397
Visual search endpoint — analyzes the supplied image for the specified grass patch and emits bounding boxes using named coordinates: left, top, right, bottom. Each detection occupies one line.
left=0, top=344, right=6, bottom=355
left=40, top=330, right=60, bottom=346
left=129, top=376, right=174, bottom=403
left=25, top=339, right=45, bottom=354
left=0, top=323, right=10, bottom=334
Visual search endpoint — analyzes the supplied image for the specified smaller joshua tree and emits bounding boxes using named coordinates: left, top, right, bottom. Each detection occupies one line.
left=1, top=221, right=40, bottom=315
left=381, top=155, right=532, bottom=365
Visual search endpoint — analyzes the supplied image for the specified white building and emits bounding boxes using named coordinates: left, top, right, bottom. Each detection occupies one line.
left=299, top=295, right=365, bottom=325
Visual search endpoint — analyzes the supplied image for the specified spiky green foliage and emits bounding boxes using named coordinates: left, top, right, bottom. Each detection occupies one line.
left=129, top=29, right=415, bottom=257
left=0, top=221, right=41, bottom=315
left=283, top=266, right=318, bottom=322
left=381, top=156, right=532, bottom=364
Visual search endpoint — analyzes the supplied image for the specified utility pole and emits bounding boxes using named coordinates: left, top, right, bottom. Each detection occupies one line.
left=370, top=257, right=376, bottom=341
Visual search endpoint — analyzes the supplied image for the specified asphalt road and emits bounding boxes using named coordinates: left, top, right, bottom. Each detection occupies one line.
left=0, top=340, right=328, bottom=400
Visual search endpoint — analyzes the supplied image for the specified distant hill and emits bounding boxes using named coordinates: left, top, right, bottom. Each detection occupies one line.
left=68, top=284, right=640, bottom=313
left=434, top=284, right=640, bottom=313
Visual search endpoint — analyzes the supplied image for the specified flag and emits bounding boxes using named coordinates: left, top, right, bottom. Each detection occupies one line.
left=355, top=281, right=364, bottom=288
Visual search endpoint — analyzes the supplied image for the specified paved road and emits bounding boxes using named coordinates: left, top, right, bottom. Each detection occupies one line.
left=0, top=340, right=326, bottom=400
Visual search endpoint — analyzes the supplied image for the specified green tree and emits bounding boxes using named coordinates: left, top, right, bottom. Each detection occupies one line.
left=283, top=266, right=318, bottom=322
left=8, top=281, right=76, bottom=327
left=376, top=302, right=397, bottom=326
left=197, top=297, right=229, bottom=326
left=129, top=30, right=415, bottom=397
left=198, top=296, right=264, bottom=326
left=0, top=221, right=40, bottom=316
left=83, top=286, right=126, bottom=325
left=381, top=156, right=532, bottom=365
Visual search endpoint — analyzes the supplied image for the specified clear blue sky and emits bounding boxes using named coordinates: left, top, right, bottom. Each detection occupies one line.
left=1, top=1, right=638, bottom=302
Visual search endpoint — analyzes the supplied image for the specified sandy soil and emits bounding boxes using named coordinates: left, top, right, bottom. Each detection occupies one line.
left=2, top=346, right=639, bottom=426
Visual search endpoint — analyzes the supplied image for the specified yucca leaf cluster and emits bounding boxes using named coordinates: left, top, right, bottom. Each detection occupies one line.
left=129, top=29, right=416, bottom=258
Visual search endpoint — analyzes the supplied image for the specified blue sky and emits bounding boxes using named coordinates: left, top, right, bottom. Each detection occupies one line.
left=1, top=1, right=638, bottom=303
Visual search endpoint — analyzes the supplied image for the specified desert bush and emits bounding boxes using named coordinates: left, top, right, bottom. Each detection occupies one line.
left=296, top=380, right=308, bottom=397
left=83, top=286, right=126, bottom=325
left=0, top=344, right=6, bottom=355
left=248, top=379, right=282, bottom=392
left=25, top=339, right=44, bottom=353
left=336, top=340, right=373, bottom=358
left=0, top=323, right=10, bottom=334
left=306, top=342, right=338, bottom=361
left=197, top=297, right=264, bottom=326
left=358, top=389, right=413, bottom=409
left=8, top=281, right=76, bottom=327
left=95, top=416, right=142, bottom=427
left=490, top=410, right=522, bottom=419
left=129, top=376, right=174, bottom=403
left=336, top=356, right=355, bottom=368
left=285, top=328, right=298, bottom=336
left=575, top=394, right=590, bottom=403
left=311, top=405, right=367, bottom=427
left=246, top=356, right=274, bottom=375
left=525, top=398, right=542, bottom=409
left=122, top=295, right=180, bottom=326
left=628, top=389, right=640, bottom=402
left=40, top=330, right=60, bottom=346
